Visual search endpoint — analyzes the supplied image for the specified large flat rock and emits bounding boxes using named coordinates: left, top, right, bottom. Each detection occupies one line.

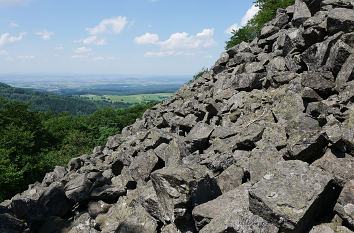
left=249, top=160, right=335, bottom=233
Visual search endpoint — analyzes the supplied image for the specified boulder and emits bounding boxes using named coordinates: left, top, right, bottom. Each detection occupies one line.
left=216, top=164, right=244, bottom=193
left=327, top=8, right=354, bottom=34
left=151, top=166, right=221, bottom=224
left=128, top=150, right=159, bottom=184
left=96, top=191, right=158, bottom=233
left=301, top=71, right=335, bottom=97
left=249, top=160, right=337, bottom=233
left=313, top=149, right=354, bottom=186
left=200, top=209, right=278, bottom=233
left=185, top=123, right=213, bottom=152
left=65, top=174, right=92, bottom=202
left=285, top=114, right=328, bottom=162
left=192, top=183, right=250, bottom=231
left=335, top=179, right=354, bottom=229
left=293, top=0, right=312, bottom=26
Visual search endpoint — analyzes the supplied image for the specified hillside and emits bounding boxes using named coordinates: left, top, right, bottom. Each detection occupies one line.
left=0, top=82, right=131, bottom=115
left=1, top=0, right=354, bottom=232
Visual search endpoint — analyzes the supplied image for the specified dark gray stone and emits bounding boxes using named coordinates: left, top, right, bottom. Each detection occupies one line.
left=249, top=160, right=335, bottom=233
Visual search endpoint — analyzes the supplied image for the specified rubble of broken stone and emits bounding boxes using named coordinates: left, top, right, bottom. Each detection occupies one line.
left=1, top=0, right=353, bottom=232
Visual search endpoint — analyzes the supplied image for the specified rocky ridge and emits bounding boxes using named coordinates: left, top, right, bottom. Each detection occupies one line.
left=1, top=0, right=354, bottom=232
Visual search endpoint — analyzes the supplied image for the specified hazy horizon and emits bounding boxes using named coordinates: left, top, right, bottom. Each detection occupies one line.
left=0, top=0, right=259, bottom=75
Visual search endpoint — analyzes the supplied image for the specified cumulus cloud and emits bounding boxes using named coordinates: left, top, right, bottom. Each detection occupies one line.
left=75, top=46, right=92, bottom=54
left=136, top=28, right=216, bottom=57
left=0, top=50, right=8, bottom=55
left=225, top=23, right=240, bottom=35
left=10, top=21, right=19, bottom=27
left=144, top=50, right=193, bottom=57
left=159, top=29, right=216, bottom=50
left=225, top=4, right=260, bottom=34
left=134, top=33, right=159, bottom=45
left=0, top=0, right=30, bottom=7
left=86, top=16, right=128, bottom=35
left=35, top=30, right=54, bottom=40
left=18, top=55, right=35, bottom=60
left=82, top=35, right=106, bottom=46
left=137, top=29, right=216, bottom=57
left=0, top=32, right=26, bottom=46
left=241, top=4, right=260, bottom=26
left=71, top=55, right=88, bottom=59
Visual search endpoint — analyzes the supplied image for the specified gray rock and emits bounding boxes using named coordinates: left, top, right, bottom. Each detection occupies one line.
left=151, top=166, right=221, bottom=224
left=301, top=71, right=335, bottom=96
left=42, top=166, right=67, bottom=186
left=249, top=147, right=284, bottom=184
left=200, top=209, right=278, bottom=233
left=293, top=0, right=312, bottom=26
left=128, top=150, right=159, bottom=184
left=285, top=114, right=328, bottom=162
left=326, top=40, right=354, bottom=77
left=301, top=32, right=343, bottom=71
left=327, top=8, right=354, bottom=35
left=272, top=90, right=305, bottom=121
left=68, top=157, right=84, bottom=171
left=336, top=54, right=354, bottom=91
left=65, top=174, right=92, bottom=202
left=88, top=200, right=112, bottom=218
left=89, top=184, right=126, bottom=201
left=230, top=73, right=264, bottom=91
left=249, top=160, right=335, bottom=233
left=0, top=213, right=27, bottom=233
left=96, top=191, right=158, bottom=233
left=192, top=183, right=250, bottom=231
left=216, top=164, right=244, bottom=193
left=260, top=25, right=280, bottom=39
left=313, top=149, right=354, bottom=185
left=335, top=179, right=354, bottom=229
left=185, top=123, right=213, bottom=152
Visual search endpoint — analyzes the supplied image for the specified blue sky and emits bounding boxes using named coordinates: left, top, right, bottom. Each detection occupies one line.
left=0, top=0, right=258, bottom=75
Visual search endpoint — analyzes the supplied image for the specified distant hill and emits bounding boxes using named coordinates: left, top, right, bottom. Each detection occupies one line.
left=0, top=82, right=131, bottom=115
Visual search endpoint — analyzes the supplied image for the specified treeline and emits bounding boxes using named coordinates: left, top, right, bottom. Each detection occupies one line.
left=226, top=0, right=295, bottom=49
left=0, top=82, right=132, bottom=115
left=0, top=99, right=155, bottom=202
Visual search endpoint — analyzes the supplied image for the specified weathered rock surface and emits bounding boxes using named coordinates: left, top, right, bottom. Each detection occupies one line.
left=2, top=0, right=354, bottom=232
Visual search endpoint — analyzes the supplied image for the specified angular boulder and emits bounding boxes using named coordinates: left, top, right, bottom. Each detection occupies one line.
left=249, top=160, right=336, bottom=233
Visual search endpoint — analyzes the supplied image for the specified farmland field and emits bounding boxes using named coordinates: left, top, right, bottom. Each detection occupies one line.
left=81, top=93, right=174, bottom=104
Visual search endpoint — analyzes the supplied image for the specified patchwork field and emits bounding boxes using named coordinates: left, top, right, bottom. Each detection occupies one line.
left=81, top=93, right=174, bottom=104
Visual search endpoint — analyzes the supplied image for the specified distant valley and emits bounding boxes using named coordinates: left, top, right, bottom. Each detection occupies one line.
left=0, top=74, right=191, bottom=113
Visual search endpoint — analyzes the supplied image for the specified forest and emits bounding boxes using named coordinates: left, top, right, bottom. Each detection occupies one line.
left=0, top=98, right=155, bottom=202
left=0, top=82, right=132, bottom=115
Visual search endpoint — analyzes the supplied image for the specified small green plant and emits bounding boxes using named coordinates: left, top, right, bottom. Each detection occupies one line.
left=188, top=67, right=210, bottom=84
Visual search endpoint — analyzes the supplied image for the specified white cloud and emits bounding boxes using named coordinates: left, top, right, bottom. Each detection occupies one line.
left=241, top=4, right=260, bottom=26
left=10, top=21, right=19, bottom=27
left=18, top=55, right=35, bottom=60
left=82, top=35, right=106, bottom=46
left=54, top=46, right=64, bottom=50
left=0, top=50, right=8, bottom=55
left=158, top=29, right=216, bottom=50
left=71, top=55, right=88, bottom=59
left=35, top=30, right=54, bottom=40
left=0, top=32, right=26, bottom=46
left=86, top=16, right=128, bottom=35
left=0, top=0, right=30, bottom=7
left=134, top=33, right=159, bottom=45
left=145, top=50, right=193, bottom=57
left=225, top=23, right=240, bottom=35
left=75, top=46, right=92, bottom=54
left=137, top=28, right=216, bottom=57
left=225, top=4, right=260, bottom=35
